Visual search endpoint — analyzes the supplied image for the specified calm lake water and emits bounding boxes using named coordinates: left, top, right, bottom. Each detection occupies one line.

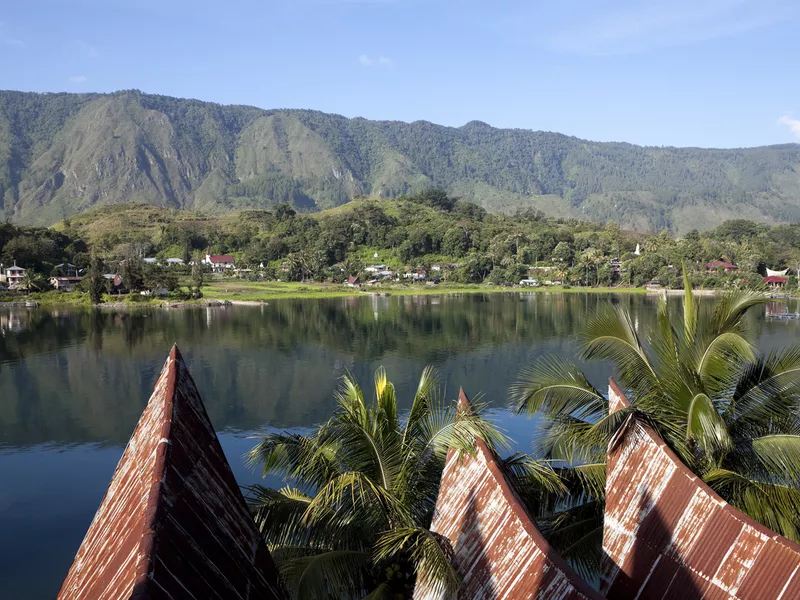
left=1, top=293, right=797, bottom=598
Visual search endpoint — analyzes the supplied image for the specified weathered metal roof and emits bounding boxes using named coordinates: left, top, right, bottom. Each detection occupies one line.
left=602, top=379, right=800, bottom=600
left=414, top=389, right=602, bottom=600
left=57, top=345, right=284, bottom=600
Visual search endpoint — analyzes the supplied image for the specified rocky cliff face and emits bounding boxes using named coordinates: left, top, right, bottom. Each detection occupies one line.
left=2, top=90, right=800, bottom=231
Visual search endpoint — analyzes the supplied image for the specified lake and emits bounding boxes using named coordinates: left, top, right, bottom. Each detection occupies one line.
left=0, top=293, right=796, bottom=598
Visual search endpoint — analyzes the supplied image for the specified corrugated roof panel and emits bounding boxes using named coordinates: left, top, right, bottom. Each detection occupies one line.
left=603, top=379, right=800, bottom=600
left=57, top=345, right=284, bottom=600
left=413, top=389, right=602, bottom=600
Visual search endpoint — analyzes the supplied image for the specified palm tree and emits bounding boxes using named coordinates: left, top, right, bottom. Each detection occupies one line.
left=511, top=269, right=800, bottom=574
left=20, top=270, right=40, bottom=293
left=246, top=367, right=507, bottom=599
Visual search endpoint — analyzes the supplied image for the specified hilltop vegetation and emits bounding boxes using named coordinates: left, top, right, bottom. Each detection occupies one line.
left=3, top=192, right=800, bottom=301
left=2, top=90, right=800, bottom=232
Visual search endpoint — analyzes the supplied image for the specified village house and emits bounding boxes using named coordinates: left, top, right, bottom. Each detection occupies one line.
left=764, top=275, right=789, bottom=288
left=403, top=268, right=427, bottom=281
left=143, top=258, right=158, bottom=265
left=706, top=260, right=737, bottom=273
left=103, top=274, right=126, bottom=294
left=166, top=258, right=184, bottom=266
left=55, top=263, right=79, bottom=277
left=50, top=276, right=83, bottom=292
left=346, top=275, right=361, bottom=287
left=3, top=262, right=26, bottom=288
left=203, top=254, right=235, bottom=272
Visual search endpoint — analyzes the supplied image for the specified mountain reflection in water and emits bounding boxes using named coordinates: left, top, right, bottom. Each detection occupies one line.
left=0, top=293, right=791, bottom=598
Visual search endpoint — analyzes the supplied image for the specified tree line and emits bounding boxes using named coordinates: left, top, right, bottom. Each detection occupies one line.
left=3, top=190, right=800, bottom=300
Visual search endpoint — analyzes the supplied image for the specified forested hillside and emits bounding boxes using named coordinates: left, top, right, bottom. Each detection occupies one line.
left=2, top=89, right=800, bottom=232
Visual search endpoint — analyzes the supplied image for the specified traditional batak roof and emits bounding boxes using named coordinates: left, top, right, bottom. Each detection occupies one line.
left=602, top=380, right=800, bottom=600
left=57, top=345, right=284, bottom=600
left=414, top=389, right=602, bottom=600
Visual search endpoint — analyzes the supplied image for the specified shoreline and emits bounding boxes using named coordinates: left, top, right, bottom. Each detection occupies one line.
left=1, top=283, right=651, bottom=308
left=5, top=282, right=790, bottom=309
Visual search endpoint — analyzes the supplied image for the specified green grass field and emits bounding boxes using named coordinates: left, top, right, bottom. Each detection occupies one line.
left=202, top=280, right=648, bottom=301
left=0, top=281, right=649, bottom=307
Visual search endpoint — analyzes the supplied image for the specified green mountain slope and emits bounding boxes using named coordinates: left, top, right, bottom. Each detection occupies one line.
left=1, top=89, right=799, bottom=232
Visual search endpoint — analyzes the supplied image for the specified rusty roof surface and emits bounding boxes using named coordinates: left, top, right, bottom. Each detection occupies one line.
left=57, top=345, right=284, bottom=600
left=602, top=379, right=800, bottom=600
left=414, top=389, right=602, bottom=600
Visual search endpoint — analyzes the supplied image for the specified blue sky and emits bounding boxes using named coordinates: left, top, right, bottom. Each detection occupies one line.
left=1, top=0, right=799, bottom=148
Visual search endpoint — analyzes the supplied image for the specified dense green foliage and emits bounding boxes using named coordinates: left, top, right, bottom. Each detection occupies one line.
left=511, top=275, right=800, bottom=575
left=3, top=90, right=800, bottom=231
left=246, top=368, right=507, bottom=599
left=4, top=193, right=800, bottom=300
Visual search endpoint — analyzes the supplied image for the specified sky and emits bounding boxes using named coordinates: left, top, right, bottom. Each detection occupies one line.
left=1, top=0, right=799, bottom=148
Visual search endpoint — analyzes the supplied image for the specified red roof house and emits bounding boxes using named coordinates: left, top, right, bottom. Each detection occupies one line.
left=57, top=345, right=284, bottom=600
left=764, top=275, right=789, bottom=287
left=706, top=261, right=737, bottom=272
left=204, top=254, right=235, bottom=272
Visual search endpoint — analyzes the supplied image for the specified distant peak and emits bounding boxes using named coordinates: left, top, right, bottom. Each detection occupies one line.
left=461, top=120, right=493, bottom=130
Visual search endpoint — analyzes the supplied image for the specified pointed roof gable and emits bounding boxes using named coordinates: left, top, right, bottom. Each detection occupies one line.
left=414, top=389, right=601, bottom=600
left=602, top=380, right=800, bottom=599
left=57, top=345, right=284, bottom=600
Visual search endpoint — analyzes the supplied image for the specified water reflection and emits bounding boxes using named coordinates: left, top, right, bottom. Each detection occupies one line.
left=0, top=293, right=791, bottom=598
left=0, top=294, right=653, bottom=446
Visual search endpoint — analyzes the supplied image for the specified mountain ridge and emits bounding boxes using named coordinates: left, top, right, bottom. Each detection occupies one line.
left=1, top=89, right=799, bottom=232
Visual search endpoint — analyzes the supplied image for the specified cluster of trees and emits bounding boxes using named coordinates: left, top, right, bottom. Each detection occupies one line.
left=246, top=281, right=800, bottom=598
left=4, top=190, right=800, bottom=300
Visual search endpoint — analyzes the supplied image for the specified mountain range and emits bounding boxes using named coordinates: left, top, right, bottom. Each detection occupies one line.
left=1, top=89, right=799, bottom=232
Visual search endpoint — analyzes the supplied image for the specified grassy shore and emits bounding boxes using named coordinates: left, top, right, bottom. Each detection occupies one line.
left=0, top=281, right=649, bottom=307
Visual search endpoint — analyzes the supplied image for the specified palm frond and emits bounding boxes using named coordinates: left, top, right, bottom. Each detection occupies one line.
left=403, top=366, right=439, bottom=447
left=336, top=374, right=370, bottom=431
left=374, top=527, right=460, bottom=599
left=540, top=500, right=604, bottom=581
left=710, top=291, right=766, bottom=335
left=361, top=583, right=395, bottom=600
left=696, top=331, right=755, bottom=390
left=686, top=392, right=732, bottom=458
left=502, top=452, right=567, bottom=496
left=304, top=470, right=411, bottom=531
left=414, top=397, right=509, bottom=461
left=731, top=347, right=800, bottom=428
left=246, top=432, right=340, bottom=489
left=510, top=356, right=606, bottom=420
left=375, top=367, right=398, bottom=438
left=581, top=306, right=658, bottom=397
left=748, top=435, right=800, bottom=487
left=562, top=462, right=607, bottom=501
left=704, top=468, right=800, bottom=542
left=682, top=265, right=697, bottom=343
left=246, top=484, right=367, bottom=552
left=280, top=550, right=372, bottom=600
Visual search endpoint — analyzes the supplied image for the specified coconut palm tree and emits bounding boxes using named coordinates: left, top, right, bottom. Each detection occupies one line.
left=511, top=269, right=800, bottom=574
left=20, top=269, right=41, bottom=293
left=246, top=367, right=510, bottom=600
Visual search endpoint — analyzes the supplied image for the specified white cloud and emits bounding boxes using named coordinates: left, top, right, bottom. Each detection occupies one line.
left=546, top=0, right=788, bottom=55
left=68, top=75, right=88, bottom=83
left=358, top=54, right=392, bottom=67
left=778, top=115, right=800, bottom=140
